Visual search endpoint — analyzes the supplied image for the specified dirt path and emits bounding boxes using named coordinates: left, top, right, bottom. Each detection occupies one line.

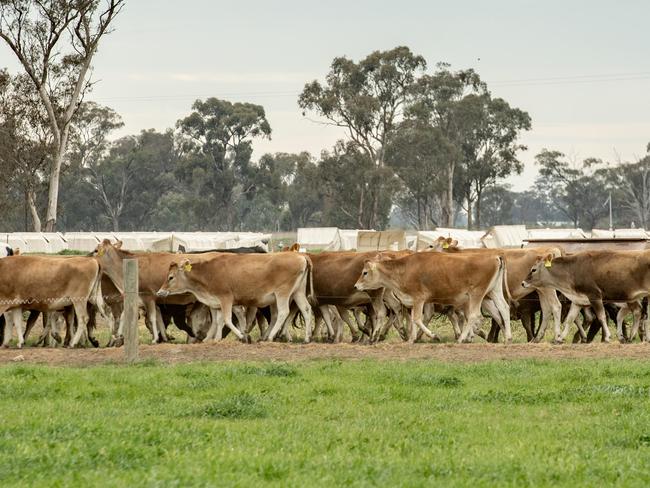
left=1, top=341, right=650, bottom=366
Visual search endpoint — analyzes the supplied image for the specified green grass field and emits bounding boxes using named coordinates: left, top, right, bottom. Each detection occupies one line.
left=1, top=359, right=650, bottom=487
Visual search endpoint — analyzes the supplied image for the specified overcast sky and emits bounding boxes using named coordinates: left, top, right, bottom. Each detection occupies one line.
left=5, top=0, right=648, bottom=190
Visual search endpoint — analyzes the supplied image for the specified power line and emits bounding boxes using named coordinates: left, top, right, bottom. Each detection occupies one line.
left=93, top=70, right=650, bottom=104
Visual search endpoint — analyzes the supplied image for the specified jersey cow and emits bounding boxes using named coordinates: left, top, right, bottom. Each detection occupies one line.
left=354, top=252, right=511, bottom=343
left=156, top=252, right=314, bottom=342
left=0, top=256, right=106, bottom=348
left=522, top=250, right=650, bottom=343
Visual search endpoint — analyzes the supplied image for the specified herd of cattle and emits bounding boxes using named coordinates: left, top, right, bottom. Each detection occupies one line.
left=0, top=237, right=648, bottom=348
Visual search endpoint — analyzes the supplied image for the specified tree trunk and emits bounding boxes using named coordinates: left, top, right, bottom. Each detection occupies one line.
left=111, top=214, right=119, bottom=232
left=27, top=190, right=42, bottom=232
left=44, top=131, right=70, bottom=231
left=443, top=161, right=456, bottom=227
left=357, top=185, right=365, bottom=229
left=466, top=197, right=473, bottom=230
left=475, top=188, right=482, bottom=229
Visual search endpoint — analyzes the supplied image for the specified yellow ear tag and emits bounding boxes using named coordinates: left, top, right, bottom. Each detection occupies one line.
left=544, top=258, right=552, bottom=268
left=97, top=248, right=105, bottom=257
left=442, top=243, right=449, bottom=249
left=183, top=263, right=192, bottom=272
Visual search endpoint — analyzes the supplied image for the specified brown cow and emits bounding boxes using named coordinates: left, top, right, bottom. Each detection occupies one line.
left=94, top=240, right=207, bottom=344
left=522, top=250, right=650, bottom=343
left=308, top=250, right=413, bottom=342
left=354, top=252, right=511, bottom=343
left=437, top=242, right=564, bottom=342
left=0, top=255, right=106, bottom=348
left=156, top=252, right=314, bottom=342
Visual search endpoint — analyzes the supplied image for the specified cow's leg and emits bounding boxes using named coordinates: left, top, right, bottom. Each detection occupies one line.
left=591, top=300, right=612, bottom=343
left=293, top=295, right=313, bottom=344
left=447, top=310, right=462, bottom=340
left=8, top=309, right=24, bottom=349
left=36, top=312, right=51, bottom=347
left=625, top=302, right=643, bottom=342
left=583, top=308, right=600, bottom=342
left=155, top=307, right=169, bottom=343
left=458, top=301, right=479, bottom=343
left=335, top=306, right=357, bottom=342
left=557, top=303, right=584, bottom=343
left=1, top=310, right=14, bottom=347
left=244, top=306, right=258, bottom=334
left=221, top=300, right=246, bottom=342
left=233, top=306, right=248, bottom=337
left=535, top=289, right=561, bottom=343
left=267, top=296, right=291, bottom=342
left=206, top=308, right=224, bottom=341
left=410, top=300, right=438, bottom=344
left=23, top=310, right=41, bottom=343
left=617, top=304, right=631, bottom=343
left=69, top=301, right=91, bottom=348
left=144, top=301, right=160, bottom=344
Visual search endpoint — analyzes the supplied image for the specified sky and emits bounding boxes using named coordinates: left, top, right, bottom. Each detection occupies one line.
left=3, top=0, right=649, bottom=190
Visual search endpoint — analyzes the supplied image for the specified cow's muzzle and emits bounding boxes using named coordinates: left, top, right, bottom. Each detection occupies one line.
left=156, top=289, right=169, bottom=298
left=521, top=281, right=530, bottom=289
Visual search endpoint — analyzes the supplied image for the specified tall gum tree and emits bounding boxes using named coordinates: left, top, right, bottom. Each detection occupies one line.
left=299, top=46, right=426, bottom=229
left=0, top=0, right=124, bottom=231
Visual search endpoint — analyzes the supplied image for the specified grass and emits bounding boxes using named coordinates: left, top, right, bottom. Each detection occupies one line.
left=1, top=359, right=650, bottom=487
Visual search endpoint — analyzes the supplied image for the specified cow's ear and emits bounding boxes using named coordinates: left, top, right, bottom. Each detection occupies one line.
left=442, top=238, right=451, bottom=249
left=181, top=259, right=192, bottom=272
left=114, top=240, right=123, bottom=249
left=451, top=239, right=459, bottom=248
left=543, top=253, right=554, bottom=268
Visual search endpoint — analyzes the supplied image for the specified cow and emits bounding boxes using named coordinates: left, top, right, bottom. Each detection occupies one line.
left=155, top=252, right=314, bottom=342
left=435, top=240, right=564, bottom=342
left=354, top=252, right=511, bottom=343
left=308, top=250, right=413, bottom=342
left=522, top=250, right=650, bottom=343
left=0, top=255, right=106, bottom=348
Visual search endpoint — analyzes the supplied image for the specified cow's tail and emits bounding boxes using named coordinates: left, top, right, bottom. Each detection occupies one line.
left=499, top=256, right=512, bottom=305
left=304, top=254, right=317, bottom=306
left=90, top=265, right=109, bottom=321
left=495, top=256, right=512, bottom=337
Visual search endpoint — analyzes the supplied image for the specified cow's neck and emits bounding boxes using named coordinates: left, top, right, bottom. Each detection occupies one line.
left=377, top=260, right=406, bottom=291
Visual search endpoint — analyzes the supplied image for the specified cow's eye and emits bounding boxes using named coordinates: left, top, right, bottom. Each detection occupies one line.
left=362, top=271, right=368, bottom=276
left=168, top=276, right=173, bottom=281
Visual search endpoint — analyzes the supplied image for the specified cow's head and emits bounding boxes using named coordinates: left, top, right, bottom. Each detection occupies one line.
left=427, top=237, right=459, bottom=252
left=522, top=253, right=555, bottom=288
left=354, top=258, right=384, bottom=291
left=282, top=243, right=300, bottom=252
left=157, top=259, right=193, bottom=298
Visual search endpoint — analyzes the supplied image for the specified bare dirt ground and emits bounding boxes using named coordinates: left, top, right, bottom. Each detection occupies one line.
left=1, top=341, right=650, bottom=366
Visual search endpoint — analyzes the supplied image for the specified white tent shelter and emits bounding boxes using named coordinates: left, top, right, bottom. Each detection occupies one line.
left=297, top=227, right=340, bottom=250
left=590, top=228, right=649, bottom=239
left=356, top=230, right=406, bottom=251
left=64, top=233, right=101, bottom=252
left=482, top=225, right=529, bottom=248
left=527, top=228, right=588, bottom=240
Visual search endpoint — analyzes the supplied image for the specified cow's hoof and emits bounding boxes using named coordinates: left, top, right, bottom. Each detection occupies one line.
left=603, top=337, right=611, bottom=343
left=241, top=335, right=252, bottom=344
left=431, top=335, right=441, bottom=343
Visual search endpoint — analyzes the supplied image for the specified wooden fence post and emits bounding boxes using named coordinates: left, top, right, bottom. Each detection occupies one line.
left=123, top=259, right=139, bottom=363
